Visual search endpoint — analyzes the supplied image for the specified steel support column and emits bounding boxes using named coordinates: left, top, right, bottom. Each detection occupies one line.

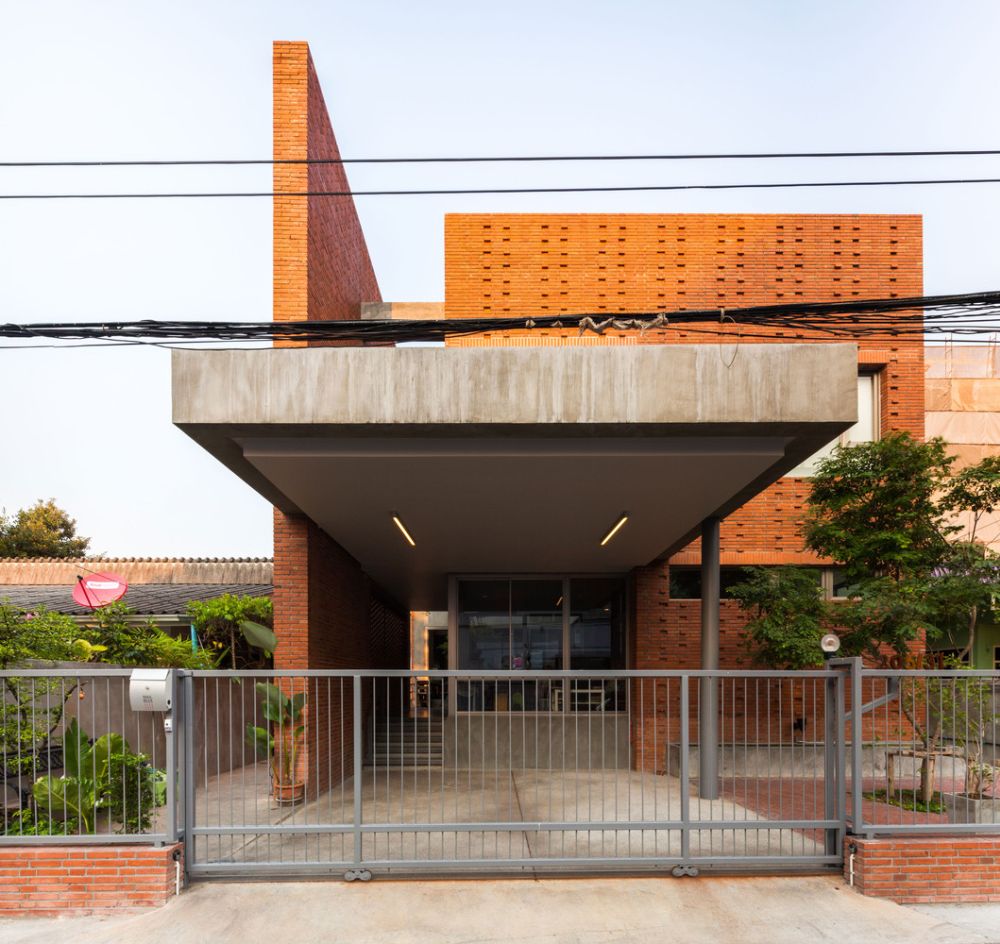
left=699, top=516, right=720, bottom=800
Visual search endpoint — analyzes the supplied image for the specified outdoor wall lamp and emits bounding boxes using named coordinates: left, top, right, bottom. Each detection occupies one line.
left=391, top=512, right=416, bottom=547
left=599, top=512, right=629, bottom=547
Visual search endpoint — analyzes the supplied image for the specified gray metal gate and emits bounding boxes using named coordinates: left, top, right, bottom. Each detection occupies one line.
left=181, top=669, right=846, bottom=878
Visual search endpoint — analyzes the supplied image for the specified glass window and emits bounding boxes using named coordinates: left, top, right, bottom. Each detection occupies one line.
left=458, top=580, right=510, bottom=669
left=570, top=578, right=625, bottom=670
left=786, top=374, right=878, bottom=478
left=455, top=576, right=626, bottom=711
left=667, top=567, right=763, bottom=600
left=511, top=580, right=563, bottom=671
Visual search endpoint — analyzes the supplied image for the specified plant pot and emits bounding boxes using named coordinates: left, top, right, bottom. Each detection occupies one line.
left=272, top=780, right=305, bottom=805
left=942, top=792, right=1000, bottom=825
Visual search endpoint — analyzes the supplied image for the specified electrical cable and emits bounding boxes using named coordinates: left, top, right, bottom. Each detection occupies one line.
left=4, top=148, right=1000, bottom=167
left=3, top=290, right=1000, bottom=347
left=5, top=178, right=1000, bottom=199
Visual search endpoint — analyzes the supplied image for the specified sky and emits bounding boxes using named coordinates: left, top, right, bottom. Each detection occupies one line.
left=1, top=0, right=999, bottom=558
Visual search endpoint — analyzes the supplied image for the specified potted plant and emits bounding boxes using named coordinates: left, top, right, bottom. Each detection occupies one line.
left=246, top=683, right=306, bottom=804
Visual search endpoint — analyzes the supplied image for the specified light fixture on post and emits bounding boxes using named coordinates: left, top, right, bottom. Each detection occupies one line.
left=391, top=512, right=416, bottom=547
left=599, top=512, right=629, bottom=547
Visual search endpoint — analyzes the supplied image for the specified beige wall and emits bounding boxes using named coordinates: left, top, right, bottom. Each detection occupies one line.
left=926, top=345, right=1000, bottom=549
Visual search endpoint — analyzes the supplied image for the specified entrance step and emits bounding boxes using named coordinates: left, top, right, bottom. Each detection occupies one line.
left=368, top=719, right=444, bottom=768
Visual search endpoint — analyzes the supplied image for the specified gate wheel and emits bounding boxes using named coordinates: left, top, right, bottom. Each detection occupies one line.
left=344, top=869, right=372, bottom=882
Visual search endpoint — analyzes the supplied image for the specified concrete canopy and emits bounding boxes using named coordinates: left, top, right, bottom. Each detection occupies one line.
left=172, top=344, right=858, bottom=609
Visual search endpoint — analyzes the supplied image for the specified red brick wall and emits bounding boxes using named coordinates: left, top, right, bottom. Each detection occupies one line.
left=273, top=41, right=380, bottom=330
left=272, top=510, right=407, bottom=792
left=848, top=836, right=1000, bottom=903
left=0, top=844, right=182, bottom=915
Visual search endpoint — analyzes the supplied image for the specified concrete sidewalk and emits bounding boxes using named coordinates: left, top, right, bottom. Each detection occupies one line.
left=0, top=876, right=997, bottom=944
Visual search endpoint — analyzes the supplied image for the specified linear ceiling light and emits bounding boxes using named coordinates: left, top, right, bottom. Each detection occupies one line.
left=391, top=513, right=416, bottom=547
left=599, top=512, right=629, bottom=547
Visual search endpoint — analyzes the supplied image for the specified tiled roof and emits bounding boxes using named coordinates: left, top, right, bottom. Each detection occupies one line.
left=0, top=558, right=273, bottom=586
left=0, top=584, right=272, bottom=617
left=0, top=557, right=273, bottom=563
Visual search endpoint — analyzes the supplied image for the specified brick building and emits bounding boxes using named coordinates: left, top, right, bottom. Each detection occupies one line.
left=172, top=42, right=923, bottom=764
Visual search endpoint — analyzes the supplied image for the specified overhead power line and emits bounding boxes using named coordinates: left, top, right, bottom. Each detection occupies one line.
left=4, top=148, right=1000, bottom=168
left=5, top=177, right=1000, bottom=200
left=3, top=290, right=1000, bottom=349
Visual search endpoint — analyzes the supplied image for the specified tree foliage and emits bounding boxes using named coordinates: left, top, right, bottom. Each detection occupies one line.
left=731, top=433, right=1000, bottom=667
left=187, top=594, right=275, bottom=668
left=727, top=567, right=829, bottom=669
left=803, top=433, right=956, bottom=583
left=0, top=499, right=90, bottom=558
left=82, top=601, right=211, bottom=669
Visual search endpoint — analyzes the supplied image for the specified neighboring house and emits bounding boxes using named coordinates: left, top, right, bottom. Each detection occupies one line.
left=926, top=345, right=1000, bottom=669
left=170, top=42, right=922, bottom=753
left=0, top=557, right=273, bottom=632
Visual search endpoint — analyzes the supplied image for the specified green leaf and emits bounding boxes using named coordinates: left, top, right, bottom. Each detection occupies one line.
left=240, top=620, right=277, bottom=653
left=245, top=724, right=273, bottom=757
left=288, top=692, right=307, bottom=722
left=90, top=733, right=127, bottom=781
left=255, top=682, right=288, bottom=723
left=62, top=718, right=90, bottom=779
left=32, top=775, right=97, bottom=833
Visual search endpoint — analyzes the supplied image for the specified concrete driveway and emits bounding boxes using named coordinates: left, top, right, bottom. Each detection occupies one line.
left=1, top=876, right=998, bottom=944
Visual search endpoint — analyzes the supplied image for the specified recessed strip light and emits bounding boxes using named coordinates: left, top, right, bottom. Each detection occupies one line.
left=599, top=512, right=629, bottom=547
left=391, top=513, right=416, bottom=547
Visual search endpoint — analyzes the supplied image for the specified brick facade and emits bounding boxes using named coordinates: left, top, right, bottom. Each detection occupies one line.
left=273, top=510, right=406, bottom=792
left=847, top=836, right=1000, bottom=903
left=444, top=213, right=924, bottom=676
left=273, top=41, right=380, bottom=332
left=0, top=843, right=182, bottom=915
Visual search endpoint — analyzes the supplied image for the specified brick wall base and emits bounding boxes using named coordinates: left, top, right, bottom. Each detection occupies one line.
left=0, top=843, right=183, bottom=915
left=847, top=836, right=1000, bottom=904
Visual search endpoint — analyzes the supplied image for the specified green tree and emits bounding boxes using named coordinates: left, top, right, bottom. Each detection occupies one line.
left=0, top=602, right=84, bottom=774
left=82, top=601, right=211, bottom=669
left=187, top=594, right=275, bottom=669
left=730, top=435, right=1000, bottom=667
left=0, top=499, right=90, bottom=558
left=727, top=567, right=830, bottom=669
left=803, top=432, right=956, bottom=584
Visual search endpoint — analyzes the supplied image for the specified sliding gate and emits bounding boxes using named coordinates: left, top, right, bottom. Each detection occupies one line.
left=182, top=669, right=845, bottom=878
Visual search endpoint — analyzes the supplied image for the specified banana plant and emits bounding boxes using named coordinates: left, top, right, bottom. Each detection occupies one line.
left=246, top=682, right=306, bottom=787
left=32, top=718, right=125, bottom=833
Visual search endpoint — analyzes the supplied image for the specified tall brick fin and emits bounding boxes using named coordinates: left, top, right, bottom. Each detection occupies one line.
left=273, top=41, right=380, bottom=325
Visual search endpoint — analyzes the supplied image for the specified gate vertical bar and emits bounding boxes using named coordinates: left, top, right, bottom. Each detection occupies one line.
left=835, top=669, right=847, bottom=847
left=353, top=674, right=363, bottom=868
left=850, top=658, right=864, bottom=833
left=699, top=516, right=720, bottom=800
left=823, top=669, right=838, bottom=856
left=182, top=672, right=196, bottom=871
left=165, top=669, right=178, bottom=844
left=680, top=674, right=690, bottom=860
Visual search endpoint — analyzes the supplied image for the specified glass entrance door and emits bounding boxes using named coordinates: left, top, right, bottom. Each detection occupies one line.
left=454, top=575, right=625, bottom=712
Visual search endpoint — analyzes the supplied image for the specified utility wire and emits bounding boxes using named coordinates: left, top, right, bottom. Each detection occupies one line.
left=5, top=177, right=1000, bottom=200
left=4, top=290, right=1000, bottom=347
left=5, top=148, right=1000, bottom=167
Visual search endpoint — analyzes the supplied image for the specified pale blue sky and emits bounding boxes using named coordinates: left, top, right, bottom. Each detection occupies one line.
left=1, top=0, right=999, bottom=557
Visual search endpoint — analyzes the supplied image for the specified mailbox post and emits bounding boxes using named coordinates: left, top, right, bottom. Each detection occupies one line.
left=129, top=669, right=177, bottom=843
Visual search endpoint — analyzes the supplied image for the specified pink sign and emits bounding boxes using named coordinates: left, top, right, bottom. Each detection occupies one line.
left=72, top=573, right=128, bottom=609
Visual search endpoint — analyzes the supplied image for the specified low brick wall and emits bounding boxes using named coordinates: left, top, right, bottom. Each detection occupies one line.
left=847, top=836, right=1000, bottom=904
left=0, top=843, right=183, bottom=915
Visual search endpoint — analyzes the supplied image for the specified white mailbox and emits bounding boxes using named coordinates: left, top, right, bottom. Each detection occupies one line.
left=129, top=669, right=172, bottom=712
